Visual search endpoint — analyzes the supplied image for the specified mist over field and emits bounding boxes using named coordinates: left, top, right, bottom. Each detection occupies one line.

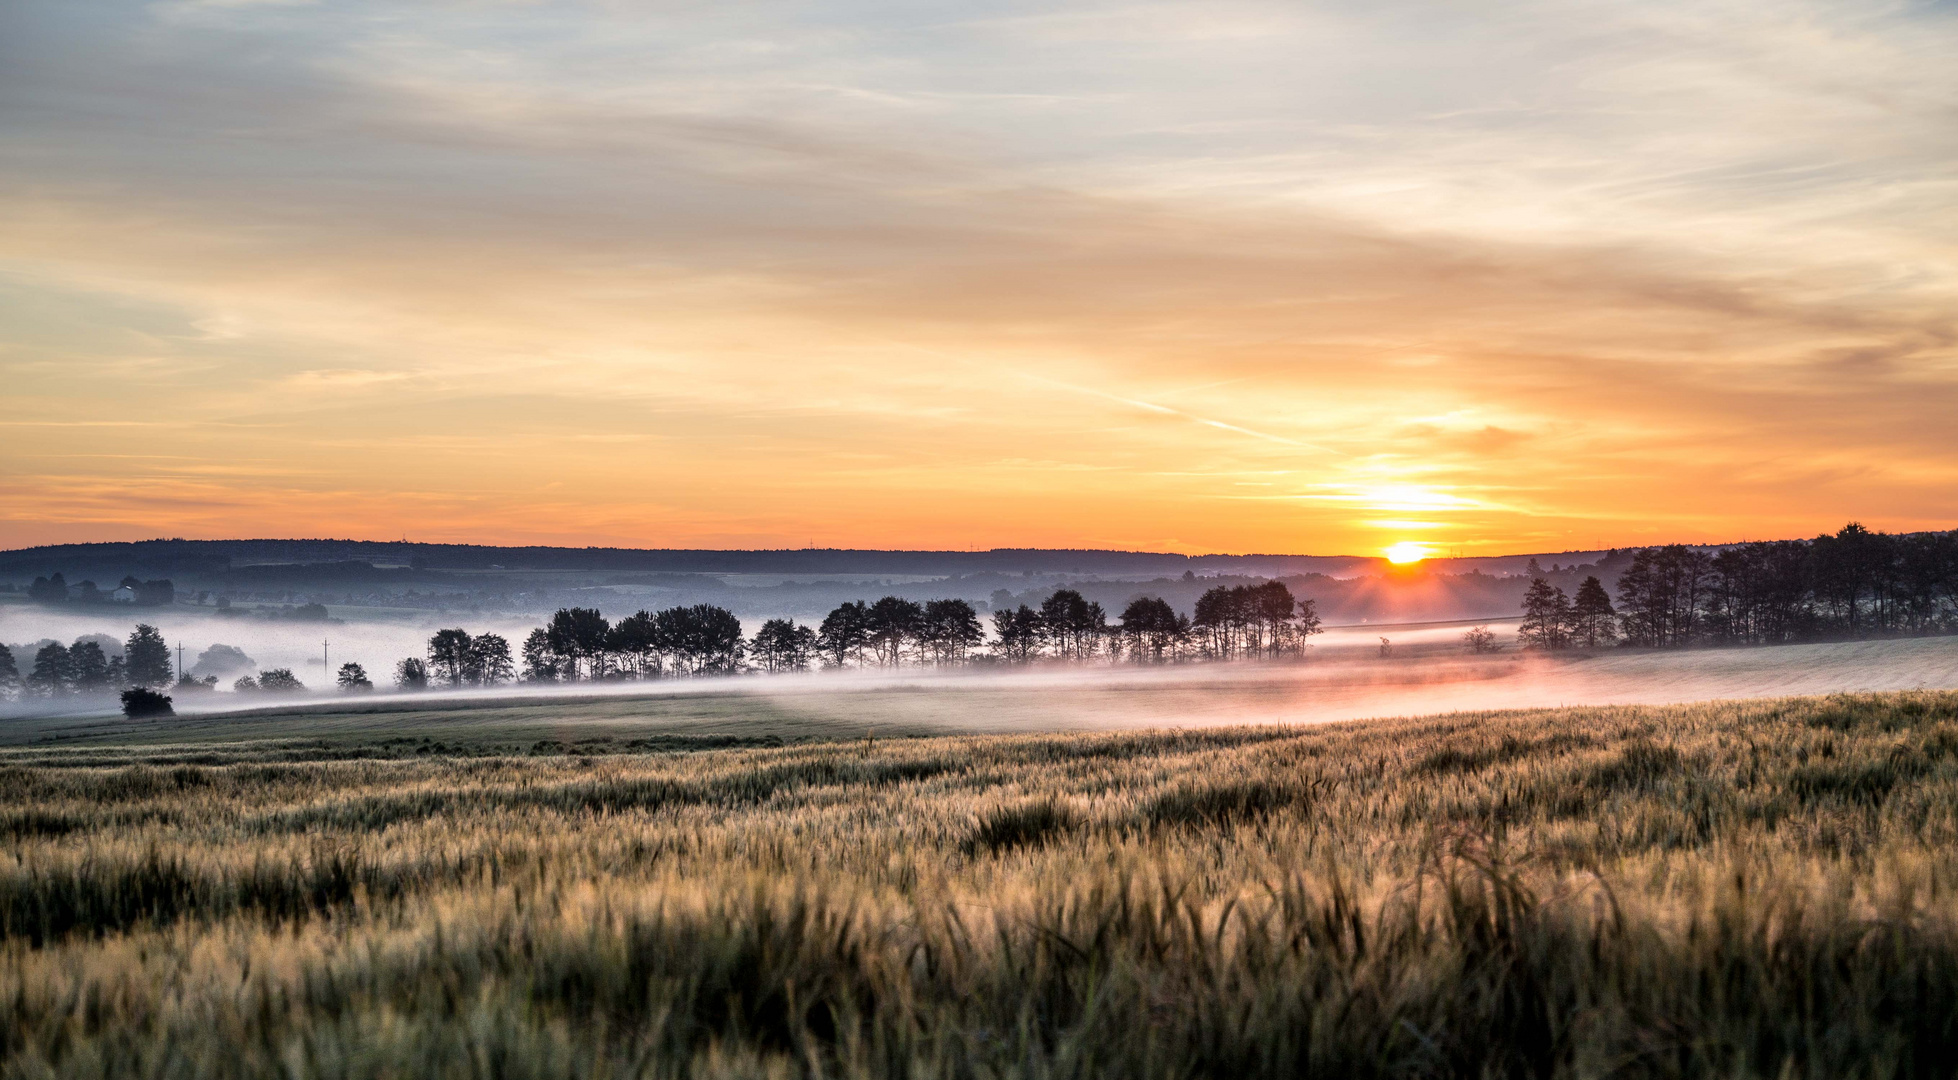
left=0, top=604, right=542, bottom=707
left=0, top=538, right=1616, bottom=716
left=8, top=533, right=1958, bottom=737
left=8, top=622, right=1956, bottom=750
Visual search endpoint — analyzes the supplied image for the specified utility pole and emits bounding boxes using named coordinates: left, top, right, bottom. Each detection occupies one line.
left=323, top=639, right=330, bottom=685
left=176, top=642, right=184, bottom=684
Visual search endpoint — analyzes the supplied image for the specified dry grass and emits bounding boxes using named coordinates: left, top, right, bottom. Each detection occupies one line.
left=5, top=692, right=1958, bottom=1077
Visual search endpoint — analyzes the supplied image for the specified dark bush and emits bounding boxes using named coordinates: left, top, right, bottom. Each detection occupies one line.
left=119, top=687, right=174, bottom=719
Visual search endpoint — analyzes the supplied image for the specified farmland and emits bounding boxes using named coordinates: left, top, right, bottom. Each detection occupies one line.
left=4, top=691, right=1958, bottom=1076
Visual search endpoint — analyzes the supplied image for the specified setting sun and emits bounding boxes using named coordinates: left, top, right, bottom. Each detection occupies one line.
left=1384, top=542, right=1430, bottom=564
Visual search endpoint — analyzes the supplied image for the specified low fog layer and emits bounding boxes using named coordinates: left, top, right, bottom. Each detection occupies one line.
left=273, top=636, right=1958, bottom=732
left=0, top=601, right=1497, bottom=710
left=1, top=607, right=544, bottom=701
left=8, top=634, right=1954, bottom=741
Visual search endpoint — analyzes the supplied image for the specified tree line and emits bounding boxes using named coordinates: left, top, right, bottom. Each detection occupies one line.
left=365, top=583, right=1325, bottom=691
left=0, top=623, right=321, bottom=705
left=1512, top=524, right=1958, bottom=650
left=991, top=583, right=1322, bottom=667
left=0, top=582, right=1328, bottom=703
left=24, top=573, right=175, bottom=607
left=3, top=625, right=175, bottom=700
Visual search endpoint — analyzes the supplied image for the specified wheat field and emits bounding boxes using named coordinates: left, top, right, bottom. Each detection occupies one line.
left=4, top=692, right=1958, bottom=1077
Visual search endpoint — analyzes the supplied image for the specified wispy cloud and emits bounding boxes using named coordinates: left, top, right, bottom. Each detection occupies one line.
left=1010, top=371, right=1345, bottom=454
left=1, top=0, right=1954, bottom=552
left=284, top=369, right=410, bottom=390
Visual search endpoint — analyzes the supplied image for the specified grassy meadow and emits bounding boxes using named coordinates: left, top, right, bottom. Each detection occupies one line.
left=5, top=692, right=1958, bottom=1077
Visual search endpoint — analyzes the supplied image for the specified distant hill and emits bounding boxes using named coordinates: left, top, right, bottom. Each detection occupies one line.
left=0, top=537, right=1609, bottom=583
left=0, top=538, right=1637, bottom=627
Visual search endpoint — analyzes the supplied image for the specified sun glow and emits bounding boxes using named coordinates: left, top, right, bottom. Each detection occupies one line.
left=1384, top=541, right=1430, bottom=565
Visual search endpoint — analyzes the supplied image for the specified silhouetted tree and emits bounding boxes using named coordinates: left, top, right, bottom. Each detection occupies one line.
left=427, top=628, right=474, bottom=687
left=653, top=605, right=746, bottom=675
left=866, top=596, right=925, bottom=667
left=1193, top=583, right=1320, bottom=659
left=919, top=599, right=985, bottom=664
left=652, top=608, right=692, bottom=675
left=257, top=668, right=304, bottom=692
left=1193, top=586, right=1244, bottom=659
left=608, top=613, right=662, bottom=679
left=1244, top=581, right=1296, bottom=655
left=1897, top=532, right=1957, bottom=633
left=1118, top=597, right=1185, bottom=663
left=0, top=644, right=17, bottom=702
left=69, top=640, right=113, bottom=693
left=1762, top=540, right=1816, bottom=639
left=695, top=607, right=748, bottom=674
left=27, top=643, right=74, bottom=697
left=1616, top=545, right=1711, bottom=647
left=817, top=601, right=871, bottom=668
left=1290, top=592, right=1324, bottom=652
left=393, top=658, right=429, bottom=692
left=336, top=663, right=374, bottom=693
left=1702, top=543, right=1809, bottom=644
left=1039, top=589, right=1104, bottom=661
left=1810, top=522, right=1889, bottom=636
left=991, top=605, right=1043, bottom=663
left=124, top=624, right=173, bottom=688
left=1463, top=625, right=1498, bottom=654
left=466, top=634, right=514, bottom=686
left=521, top=628, right=567, bottom=683
left=1518, top=578, right=1572, bottom=650
left=233, top=675, right=259, bottom=693
left=752, top=618, right=818, bottom=672
left=545, top=608, right=611, bottom=680
left=1570, top=576, right=1617, bottom=647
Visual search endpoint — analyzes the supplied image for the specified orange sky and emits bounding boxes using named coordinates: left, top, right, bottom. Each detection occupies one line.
left=3, top=1, right=1955, bottom=557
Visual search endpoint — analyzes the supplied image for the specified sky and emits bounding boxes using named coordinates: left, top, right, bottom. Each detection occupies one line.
left=2, top=0, right=1955, bottom=557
